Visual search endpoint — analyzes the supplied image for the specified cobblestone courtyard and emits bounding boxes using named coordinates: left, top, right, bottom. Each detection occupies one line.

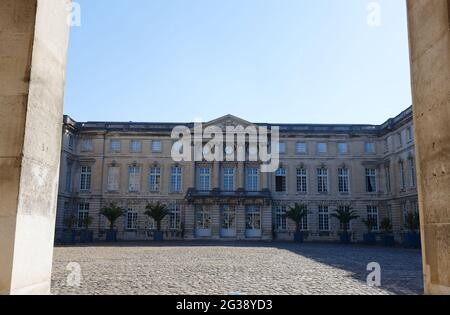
left=51, top=242, right=423, bottom=295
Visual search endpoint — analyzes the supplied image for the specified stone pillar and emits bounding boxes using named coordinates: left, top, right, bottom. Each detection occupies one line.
left=0, top=0, right=71, bottom=294
left=237, top=162, right=245, bottom=190
left=407, top=0, right=450, bottom=295
left=212, top=161, right=220, bottom=190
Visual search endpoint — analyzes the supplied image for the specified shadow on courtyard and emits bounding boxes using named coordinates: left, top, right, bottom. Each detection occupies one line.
left=55, top=241, right=424, bottom=295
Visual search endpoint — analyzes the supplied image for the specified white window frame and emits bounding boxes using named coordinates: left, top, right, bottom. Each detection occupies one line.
left=399, top=161, right=406, bottom=190
left=296, top=142, right=307, bottom=154
left=126, top=208, right=138, bottom=230
left=110, top=139, right=121, bottom=153
left=337, top=142, right=348, bottom=154
left=275, top=168, right=287, bottom=193
left=318, top=205, right=329, bottom=231
left=246, top=167, right=259, bottom=192
left=152, top=140, right=162, bottom=153
left=198, top=167, right=211, bottom=191
left=171, top=166, right=183, bottom=193
left=365, top=168, right=377, bottom=193
left=169, top=203, right=181, bottom=230
left=149, top=166, right=161, bottom=192
left=80, top=166, right=92, bottom=191
left=317, top=142, right=327, bottom=154
left=296, top=168, right=308, bottom=193
left=77, top=203, right=89, bottom=229
left=409, top=157, right=416, bottom=188
left=130, top=140, right=141, bottom=153
left=128, top=166, right=141, bottom=192
left=223, top=167, right=235, bottom=192
left=317, top=168, right=328, bottom=193
left=81, top=138, right=93, bottom=152
left=338, top=168, right=350, bottom=193
left=367, top=205, right=379, bottom=231
left=275, top=205, right=287, bottom=230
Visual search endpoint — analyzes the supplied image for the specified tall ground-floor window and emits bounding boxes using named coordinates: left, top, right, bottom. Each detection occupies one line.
left=275, top=205, right=287, bottom=230
left=221, top=205, right=236, bottom=237
left=196, top=206, right=211, bottom=237
left=300, top=214, right=308, bottom=231
left=367, top=206, right=379, bottom=231
left=77, top=203, right=89, bottom=229
left=126, top=208, right=138, bottom=230
left=318, top=205, right=329, bottom=231
left=338, top=205, right=351, bottom=230
left=246, top=205, right=262, bottom=237
left=169, top=203, right=181, bottom=229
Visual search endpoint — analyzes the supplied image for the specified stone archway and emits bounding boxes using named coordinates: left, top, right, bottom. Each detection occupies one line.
left=0, top=0, right=449, bottom=294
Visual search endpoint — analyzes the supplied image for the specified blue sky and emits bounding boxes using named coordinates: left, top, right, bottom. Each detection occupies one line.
left=64, top=0, right=411, bottom=124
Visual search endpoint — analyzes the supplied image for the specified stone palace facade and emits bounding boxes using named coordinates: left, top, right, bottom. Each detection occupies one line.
left=55, top=107, right=418, bottom=242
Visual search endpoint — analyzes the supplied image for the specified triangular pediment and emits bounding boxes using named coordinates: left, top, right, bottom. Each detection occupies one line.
left=203, top=114, right=256, bottom=130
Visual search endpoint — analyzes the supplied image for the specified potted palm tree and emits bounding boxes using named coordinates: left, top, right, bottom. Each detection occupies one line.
left=62, top=214, right=77, bottom=245
left=403, top=211, right=421, bottom=249
left=100, top=203, right=125, bottom=242
left=331, top=207, right=359, bottom=244
left=145, top=201, right=169, bottom=241
left=284, top=203, right=309, bottom=243
left=80, top=215, right=94, bottom=243
left=362, top=217, right=378, bottom=245
left=380, top=217, right=395, bottom=247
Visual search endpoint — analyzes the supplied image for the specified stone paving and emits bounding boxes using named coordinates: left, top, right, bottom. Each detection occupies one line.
left=51, top=242, right=423, bottom=295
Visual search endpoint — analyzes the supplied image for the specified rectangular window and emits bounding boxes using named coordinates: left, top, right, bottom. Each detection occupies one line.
left=169, top=203, right=181, bottom=229
left=128, top=166, right=141, bottom=192
left=337, top=142, right=348, bottom=154
left=246, top=206, right=261, bottom=230
left=77, top=203, right=89, bottom=229
left=110, top=139, right=121, bottom=153
left=338, top=168, right=350, bottom=193
left=397, top=133, right=403, bottom=148
left=317, top=142, right=327, bottom=154
left=152, top=140, right=162, bottom=153
left=81, top=138, right=93, bottom=152
left=365, top=168, right=377, bottom=192
left=406, top=126, right=413, bottom=142
left=317, top=168, right=328, bottom=193
left=68, top=134, right=74, bottom=151
left=65, top=161, right=73, bottom=192
left=367, top=206, right=379, bottom=231
left=399, top=161, right=406, bottom=190
left=384, top=165, right=391, bottom=193
left=409, top=158, right=416, bottom=188
left=221, top=205, right=236, bottom=229
left=384, top=138, right=389, bottom=153
left=300, top=213, right=308, bottom=231
left=338, top=205, right=351, bottom=230
left=126, top=208, right=138, bottom=230
left=318, top=206, right=329, bottom=231
left=149, top=167, right=161, bottom=192
left=275, top=168, right=287, bottom=192
left=402, top=203, right=409, bottom=225
left=107, top=166, right=120, bottom=192
left=275, top=205, right=287, bottom=230
left=223, top=167, right=235, bottom=192
left=198, top=167, right=211, bottom=191
left=278, top=142, right=286, bottom=154
left=171, top=166, right=182, bottom=193
left=296, top=142, right=307, bottom=154
left=246, top=167, right=259, bottom=192
left=80, top=166, right=92, bottom=191
left=296, top=168, right=308, bottom=193
left=130, top=140, right=141, bottom=153
left=365, top=142, right=376, bottom=154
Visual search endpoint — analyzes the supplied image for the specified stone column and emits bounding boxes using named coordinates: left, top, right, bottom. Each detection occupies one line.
left=0, top=0, right=71, bottom=294
left=237, top=162, right=245, bottom=190
left=407, top=0, right=450, bottom=295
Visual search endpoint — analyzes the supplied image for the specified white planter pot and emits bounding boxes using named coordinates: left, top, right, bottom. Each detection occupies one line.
left=196, top=228, right=212, bottom=237
left=220, top=228, right=236, bottom=238
left=245, top=229, right=262, bottom=238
